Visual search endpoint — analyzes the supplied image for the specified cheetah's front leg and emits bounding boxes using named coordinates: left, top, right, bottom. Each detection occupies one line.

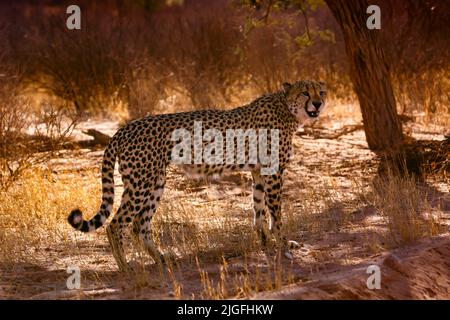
left=264, top=171, right=300, bottom=259
left=251, top=171, right=271, bottom=247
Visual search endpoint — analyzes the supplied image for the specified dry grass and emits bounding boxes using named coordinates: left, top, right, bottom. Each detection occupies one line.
left=368, top=167, right=444, bottom=245
left=0, top=167, right=293, bottom=298
left=193, top=255, right=297, bottom=299
left=1, top=151, right=446, bottom=299
left=0, top=169, right=100, bottom=265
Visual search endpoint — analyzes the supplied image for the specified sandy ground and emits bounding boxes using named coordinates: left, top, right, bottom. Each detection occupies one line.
left=1, top=116, right=449, bottom=300
left=255, top=234, right=450, bottom=299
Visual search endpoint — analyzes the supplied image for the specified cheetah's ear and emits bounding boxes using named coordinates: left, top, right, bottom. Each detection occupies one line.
left=282, top=82, right=292, bottom=93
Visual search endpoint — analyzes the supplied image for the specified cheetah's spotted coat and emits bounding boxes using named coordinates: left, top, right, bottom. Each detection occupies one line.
left=68, top=80, right=327, bottom=271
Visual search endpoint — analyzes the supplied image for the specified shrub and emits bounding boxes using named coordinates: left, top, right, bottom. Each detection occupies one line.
left=0, top=63, right=76, bottom=190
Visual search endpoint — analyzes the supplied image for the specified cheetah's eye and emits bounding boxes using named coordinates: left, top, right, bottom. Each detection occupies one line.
left=302, top=91, right=310, bottom=97
left=320, top=91, right=326, bottom=96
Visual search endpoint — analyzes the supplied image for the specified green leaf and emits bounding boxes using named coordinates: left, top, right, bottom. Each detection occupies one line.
left=295, top=33, right=313, bottom=48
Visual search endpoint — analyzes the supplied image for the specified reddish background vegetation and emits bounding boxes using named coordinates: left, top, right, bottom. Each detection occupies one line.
left=0, top=0, right=448, bottom=117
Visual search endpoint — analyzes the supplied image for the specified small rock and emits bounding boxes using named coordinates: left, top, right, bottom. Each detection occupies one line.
left=383, top=253, right=407, bottom=274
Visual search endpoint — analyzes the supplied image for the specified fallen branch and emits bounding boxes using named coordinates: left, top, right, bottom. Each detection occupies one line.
left=81, top=129, right=111, bottom=146
left=297, top=124, right=364, bottom=139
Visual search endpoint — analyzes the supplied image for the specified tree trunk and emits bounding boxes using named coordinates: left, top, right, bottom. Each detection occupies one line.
left=325, top=0, right=404, bottom=154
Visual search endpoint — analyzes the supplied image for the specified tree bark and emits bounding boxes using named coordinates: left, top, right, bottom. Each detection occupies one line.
left=325, top=0, right=404, bottom=154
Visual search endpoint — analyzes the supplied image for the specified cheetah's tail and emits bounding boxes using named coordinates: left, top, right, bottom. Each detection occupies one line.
left=68, top=140, right=117, bottom=233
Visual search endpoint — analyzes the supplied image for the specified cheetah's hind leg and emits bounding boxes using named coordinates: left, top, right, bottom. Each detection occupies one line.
left=132, top=174, right=178, bottom=266
left=106, top=218, right=132, bottom=273
left=106, top=189, right=136, bottom=273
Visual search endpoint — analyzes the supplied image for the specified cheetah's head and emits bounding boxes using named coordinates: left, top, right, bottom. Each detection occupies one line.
left=282, top=80, right=327, bottom=124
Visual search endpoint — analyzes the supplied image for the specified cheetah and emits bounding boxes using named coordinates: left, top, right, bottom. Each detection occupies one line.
left=68, top=80, right=327, bottom=271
